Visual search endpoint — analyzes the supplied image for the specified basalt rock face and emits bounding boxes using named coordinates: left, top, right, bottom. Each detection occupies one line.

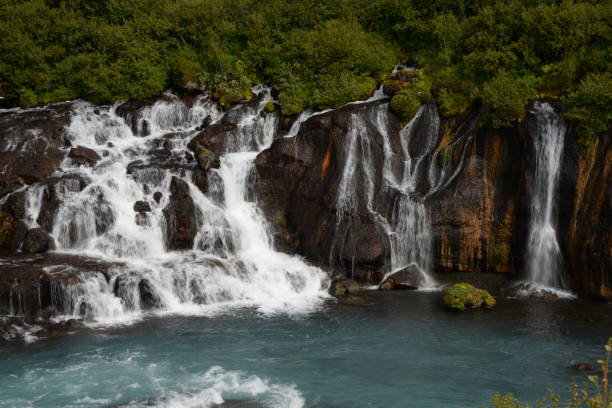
left=256, top=101, right=404, bottom=280
left=429, top=120, right=528, bottom=276
left=256, top=99, right=610, bottom=298
left=560, top=129, right=612, bottom=299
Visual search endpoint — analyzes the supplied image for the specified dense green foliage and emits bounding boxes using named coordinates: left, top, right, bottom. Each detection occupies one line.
left=0, top=0, right=610, bottom=140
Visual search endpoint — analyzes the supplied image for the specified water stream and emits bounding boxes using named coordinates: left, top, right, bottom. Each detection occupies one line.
left=523, top=101, right=570, bottom=296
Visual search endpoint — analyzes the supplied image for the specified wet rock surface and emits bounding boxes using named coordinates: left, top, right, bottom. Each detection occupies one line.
left=0, top=253, right=123, bottom=315
left=163, top=176, right=197, bottom=250
left=0, top=104, right=72, bottom=197
left=68, top=145, right=102, bottom=165
left=256, top=101, right=402, bottom=281
left=379, top=265, right=421, bottom=290
left=21, top=228, right=55, bottom=253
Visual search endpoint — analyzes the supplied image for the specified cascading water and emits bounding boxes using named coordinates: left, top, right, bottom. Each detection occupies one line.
left=18, top=88, right=328, bottom=325
left=523, top=101, right=569, bottom=295
left=327, top=101, right=439, bottom=289
left=379, top=104, right=439, bottom=289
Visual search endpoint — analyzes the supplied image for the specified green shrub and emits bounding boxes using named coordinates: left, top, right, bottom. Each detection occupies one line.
left=390, top=72, right=432, bottom=122
left=171, top=57, right=204, bottom=87
left=564, top=73, right=612, bottom=146
left=482, top=72, right=538, bottom=128
left=0, top=0, right=608, bottom=133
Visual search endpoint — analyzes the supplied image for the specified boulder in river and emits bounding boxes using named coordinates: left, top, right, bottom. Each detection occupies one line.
left=329, top=279, right=361, bottom=296
left=442, top=283, right=496, bottom=310
left=379, top=265, right=421, bottom=290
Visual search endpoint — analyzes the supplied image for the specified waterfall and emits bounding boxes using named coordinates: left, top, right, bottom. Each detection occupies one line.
left=381, top=104, right=439, bottom=289
left=523, top=101, right=570, bottom=295
left=328, top=102, right=438, bottom=289
left=21, top=88, right=328, bottom=324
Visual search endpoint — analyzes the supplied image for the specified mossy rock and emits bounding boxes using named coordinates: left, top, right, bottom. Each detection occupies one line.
left=329, top=279, right=361, bottom=296
left=390, top=89, right=422, bottom=122
left=388, top=69, right=418, bottom=82
left=214, top=87, right=244, bottom=110
left=383, top=79, right=410, bottom=96
left=442, top=283, right=496, bottom=310
left=264, top=101, right=276, bottom=113
left=0, top=211, right=13, bottom=248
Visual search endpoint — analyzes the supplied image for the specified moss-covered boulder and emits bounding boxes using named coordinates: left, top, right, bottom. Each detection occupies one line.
left=214, top=87, right=245, bottom=110
left=329, top=279, right=361, bottom=296
left=264, top=101, right=276, bottom=113
left=442, top=283, right=496, bottom=310
left=194, top=145, right=220, bottom=171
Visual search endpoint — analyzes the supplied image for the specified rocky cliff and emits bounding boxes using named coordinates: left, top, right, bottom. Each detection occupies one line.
left=255, top=99, right=611, bottom=299
left=0, top=92, right=610, bottom=303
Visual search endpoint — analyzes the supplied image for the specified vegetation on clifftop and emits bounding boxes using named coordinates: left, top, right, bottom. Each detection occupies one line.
left=0, top=0, right=610, bottom=141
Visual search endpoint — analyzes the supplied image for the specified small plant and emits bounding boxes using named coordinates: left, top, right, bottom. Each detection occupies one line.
left=487, top=338, right=612, bottom=408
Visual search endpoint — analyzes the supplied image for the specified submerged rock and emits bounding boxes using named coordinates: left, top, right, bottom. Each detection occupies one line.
left=329, top=279, right=361, bottom=296
left=570, top=362, right=594, bottom=372
left=442, top=283, right=496, bottom=310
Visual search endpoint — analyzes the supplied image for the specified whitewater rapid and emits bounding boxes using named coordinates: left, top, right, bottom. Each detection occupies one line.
left=18, top=87, right=329, bottom=325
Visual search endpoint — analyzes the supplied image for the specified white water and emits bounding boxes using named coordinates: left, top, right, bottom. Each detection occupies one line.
left=121, top=366, right=305, bottom=408
left=18, top=88, right=328, bottom=324
left=522, top=101, right=572, bottom=297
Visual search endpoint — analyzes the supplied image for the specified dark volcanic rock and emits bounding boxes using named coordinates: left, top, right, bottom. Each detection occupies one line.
left=256, top=101, right=403, bottom=281
left=379, top=265, right=421, bottom=290
left=163, top=177, right=197, bottom=250
left=68, top=145, right=102, bottom=165
left=153, top=191, right=163, bottom=203
left=192, top=168, right=209, bottom=194
left=138, top=279, right=162, bottom=309
left=1, top=191, right=27, bottom=250
left=37, top=174, right=89, bottom=232
left=0, top=253, right=122, bottom=318
left=188, top=123, right=230, bottom=155
left=133, top=201, right=151, bottom=213
left=21, top=228, right=55, bottom=253
left=194, top=146, right=220, bottom=171
left=329, top=279, right=361, bottom=296
left=0, top=104, right=71, bottom=197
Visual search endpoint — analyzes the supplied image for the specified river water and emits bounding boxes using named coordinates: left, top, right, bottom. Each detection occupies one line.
left=1, top=292, right=610, bottom=408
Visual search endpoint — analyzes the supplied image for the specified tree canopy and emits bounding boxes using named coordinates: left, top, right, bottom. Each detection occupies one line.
left=0, top=0, right=610, bottom=141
